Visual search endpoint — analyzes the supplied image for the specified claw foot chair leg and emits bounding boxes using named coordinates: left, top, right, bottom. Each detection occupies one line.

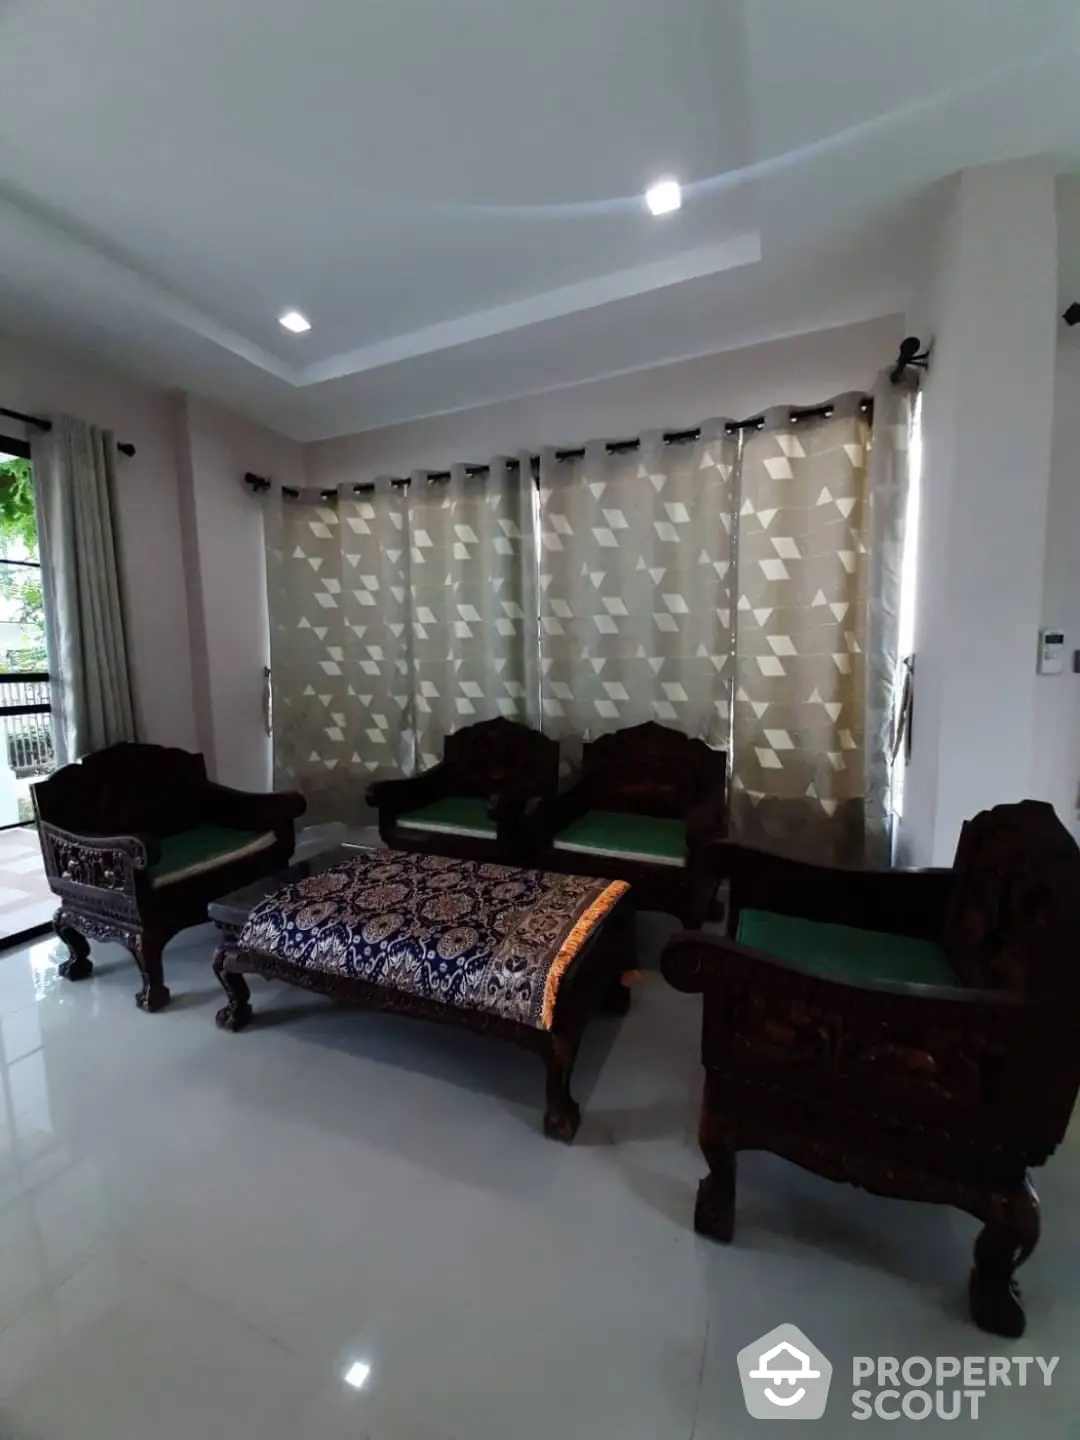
left=132, top=929, right=171, bottom=1013
left=54, top=912, right=93, bottom=981
left=695, top=1083, right=736, bottom=1241
left=969, top=1175, right=1040, bottom=1338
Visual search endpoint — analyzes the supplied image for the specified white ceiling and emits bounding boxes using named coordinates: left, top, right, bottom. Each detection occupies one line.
left=0, top=0, right=1078, bottom=439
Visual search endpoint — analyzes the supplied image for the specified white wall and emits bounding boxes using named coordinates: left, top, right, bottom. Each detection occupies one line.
left=306, top=316, right=901, bottom=485
left=0, top=333, right=197, bottom=751
left=174, top=397, right=305, bottom=791
left=901, top=160, right=1059, bottom=864
left=1032, top=336, right=1080, bottom=838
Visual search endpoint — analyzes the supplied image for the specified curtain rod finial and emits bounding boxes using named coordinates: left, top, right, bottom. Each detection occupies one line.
left=891, top=336, right=930, bottom=385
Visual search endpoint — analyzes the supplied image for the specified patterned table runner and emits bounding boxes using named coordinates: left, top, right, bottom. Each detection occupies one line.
left=241, top=849, right=628, bottom=1030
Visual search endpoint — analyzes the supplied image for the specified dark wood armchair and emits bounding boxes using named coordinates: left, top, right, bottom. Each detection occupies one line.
left=366, top=717, right=559, bottom=863
left=662, top=800, right=1080, bottom=1336
left=34, top=742, right=306, bottom=1012
left=532, top=721, right=727, bottom=926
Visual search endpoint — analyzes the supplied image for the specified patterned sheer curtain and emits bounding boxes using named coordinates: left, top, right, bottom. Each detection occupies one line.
left=264, top=392, right=907, bottom=849
left=537, top=424, right=736, bottom=742
left=407, top=458, right=539, bottom=767
left=730, top=394, right=876, bottom=860
left=264, top=481, right=413, bottom=822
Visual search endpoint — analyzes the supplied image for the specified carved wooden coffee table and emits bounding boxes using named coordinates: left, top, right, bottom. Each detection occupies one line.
left=208, top=844, right=634, bottom=1141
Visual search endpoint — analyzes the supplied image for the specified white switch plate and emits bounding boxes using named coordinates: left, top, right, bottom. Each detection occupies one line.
left=1038, top=628, right=1065, bottom=675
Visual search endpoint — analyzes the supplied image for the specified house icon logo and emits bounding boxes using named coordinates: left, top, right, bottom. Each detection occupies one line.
left=737, top=1324, right=832, bottom=1419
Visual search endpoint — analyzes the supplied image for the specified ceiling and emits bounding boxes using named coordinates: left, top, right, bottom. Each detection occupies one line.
left=0, top=0, right=1078, bottom=439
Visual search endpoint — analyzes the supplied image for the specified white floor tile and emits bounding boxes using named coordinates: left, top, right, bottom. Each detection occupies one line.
left=0, top=922, right=1075, bottom=1437
left=1, top=854, right=49, bottom=876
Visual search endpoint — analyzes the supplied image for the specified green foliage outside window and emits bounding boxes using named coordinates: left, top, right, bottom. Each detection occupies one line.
left=0, top=458, right=37, bottom=552
left=0, top=457, right=46, bottom=666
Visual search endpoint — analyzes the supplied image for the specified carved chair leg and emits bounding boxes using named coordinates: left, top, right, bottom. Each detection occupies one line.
left=695, top=1083, right=736, bottom=1242
left=213, top=939, right=253, bottom=1033
left=682, top=872, right=720, bottom=930
left=132, top=927, right=171, bottom=1013
left=543, top=1029, right=582, bottom=1142
left=969, top=1174, right=1040, bottom=1338
left=54, top=911, right=93, bottom=981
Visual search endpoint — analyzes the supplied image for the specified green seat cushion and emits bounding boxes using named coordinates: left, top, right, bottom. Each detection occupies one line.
left=149, top=824, right=276, bottom=888
left=552, top=811, right=687, bottom=868
left=397, top=796, right=496, bottom=839
left=737, top=908, right=959, bottom=987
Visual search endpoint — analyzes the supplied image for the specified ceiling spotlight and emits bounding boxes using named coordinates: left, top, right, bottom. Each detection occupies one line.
left=278, top=310, right=312, bottom=334
left=645, top=179, right=681, bottom=217
left=342, top=1361, right=371, bottom=1390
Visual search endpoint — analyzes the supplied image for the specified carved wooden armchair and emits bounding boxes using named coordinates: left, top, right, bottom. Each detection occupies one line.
left=34, top=743, right=306, bottom=1012
left=662, top=800, right=1080, bottom=1336
left=366, top=717, right=559, bottom=863
left=532, top=721, right=727, bottom=926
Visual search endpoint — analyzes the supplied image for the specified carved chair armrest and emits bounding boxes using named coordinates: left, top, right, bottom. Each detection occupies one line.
left=686, top=781, right=728, bottom=851
left=488, top=779, right=554, bottom=831
left=201, top=783, right=306, bottom=834
left=662, top=930, right=1027, bottom=1105
left=525, top=780, right=591, bottom=846
left=699, top=841, right=954, bottom=940
left=38, top=823, right=160, bottom=897
left=365, top=763, right=452, bottom=820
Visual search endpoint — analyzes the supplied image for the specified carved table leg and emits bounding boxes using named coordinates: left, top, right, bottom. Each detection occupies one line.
left=132, top=927, right=171, bottom=1013
left=694, top=1080, right=736, bottom=1242
left=968, top=1174, right=1040, bottom=1338
left=213, top=938, right=253, bottom=1032
left=54, top=910, right=93, bottom=981
left=543, top=1029, right=582, bottom=1142
left=601, top=973, right=632, bottom=1016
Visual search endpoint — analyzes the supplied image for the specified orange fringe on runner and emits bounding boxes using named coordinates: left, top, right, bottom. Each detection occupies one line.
left=540, top=880, right=631, bottom=1030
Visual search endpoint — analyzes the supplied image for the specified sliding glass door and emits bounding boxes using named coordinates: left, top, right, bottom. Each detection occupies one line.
left=0, top=439, right=56, bottom=946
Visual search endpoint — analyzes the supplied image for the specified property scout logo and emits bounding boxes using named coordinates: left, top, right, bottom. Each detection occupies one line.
left=736, top=1324, right=1059, bottom=1420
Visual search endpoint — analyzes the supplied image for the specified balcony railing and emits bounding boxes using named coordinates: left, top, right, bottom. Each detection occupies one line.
left=0, top=671, right=54, bottom=783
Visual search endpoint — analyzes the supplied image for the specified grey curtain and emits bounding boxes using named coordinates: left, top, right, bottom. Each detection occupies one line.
left=32, top=416, right=137, bottom=764
left=264, top=482, right=413, bottom=822
left=408, top=457, right=539, bottom=768
left=729, top=395, right=874, bottom=860
left=537, top=425, right=736, bottom=743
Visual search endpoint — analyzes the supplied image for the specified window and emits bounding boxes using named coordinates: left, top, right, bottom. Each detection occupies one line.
left=0, top=438, right=54, bottom=824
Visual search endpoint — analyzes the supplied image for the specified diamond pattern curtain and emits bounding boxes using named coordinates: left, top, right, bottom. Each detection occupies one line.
left=408, top=458, right=539, bottom=768
left=730, top=395, right=873, bottom=860
left=538, top=425, right=736, bottom=742
left=265, top=483, right=413, bottom=822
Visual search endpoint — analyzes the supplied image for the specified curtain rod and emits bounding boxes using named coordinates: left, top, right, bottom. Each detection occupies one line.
left=0, top=405, right=136, bottom=457
left=246, top=393, right=874, bottom=500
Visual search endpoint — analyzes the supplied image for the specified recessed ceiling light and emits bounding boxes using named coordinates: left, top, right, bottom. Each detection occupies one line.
left=645, top=179, right=682, bottom=217
left=343, top=1361, right=371, bottom=1390
left=278, top=310, right=312, bottom=334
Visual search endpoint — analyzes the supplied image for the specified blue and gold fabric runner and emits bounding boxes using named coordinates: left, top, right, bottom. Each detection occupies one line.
left=241, top=850, right=629, bottom=1030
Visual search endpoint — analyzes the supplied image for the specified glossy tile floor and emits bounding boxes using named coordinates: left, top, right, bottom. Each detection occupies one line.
left=0, top=917, right=1078, bottom=1439
left=0, top=826, right=53, bottom=940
